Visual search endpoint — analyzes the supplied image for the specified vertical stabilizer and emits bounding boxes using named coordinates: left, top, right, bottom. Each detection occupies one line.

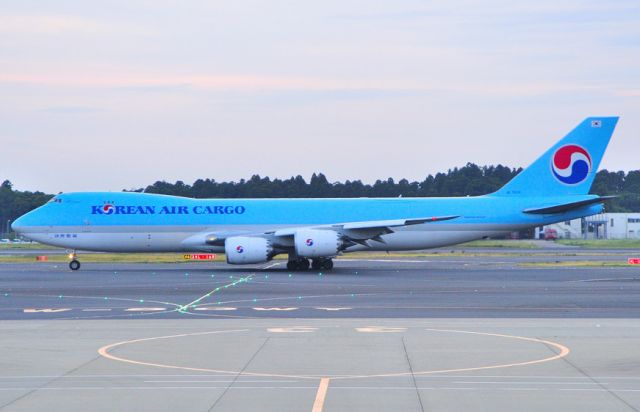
left=493, top=117, right=618, bottom=197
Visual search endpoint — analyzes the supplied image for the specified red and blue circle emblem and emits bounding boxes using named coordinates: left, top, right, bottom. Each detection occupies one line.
left=551, top=144, right=591, bottom=185
left=102, top=204, right=114, bottom=215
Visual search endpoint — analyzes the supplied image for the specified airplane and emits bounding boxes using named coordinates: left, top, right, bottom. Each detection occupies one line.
left=12, top=117, right=618, bottom=271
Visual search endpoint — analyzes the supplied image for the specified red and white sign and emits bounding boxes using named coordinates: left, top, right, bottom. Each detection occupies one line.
left=628, top=258, right=640, bottom=265
left=183, top=254, right=216, bottom=261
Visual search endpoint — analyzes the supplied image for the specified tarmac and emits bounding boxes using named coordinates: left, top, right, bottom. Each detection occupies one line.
left=1, top=249, right=639, bottom=411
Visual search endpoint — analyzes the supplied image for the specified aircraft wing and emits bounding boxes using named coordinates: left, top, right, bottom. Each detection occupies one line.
left=271, top=216, right=457, bottom=237
left=182, top=215, right=459, bottom=250
left=270, top=215, right=459, bottom=246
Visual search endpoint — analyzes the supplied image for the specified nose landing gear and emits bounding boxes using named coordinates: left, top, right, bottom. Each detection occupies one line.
left=68, top=251, right=81, bottom=271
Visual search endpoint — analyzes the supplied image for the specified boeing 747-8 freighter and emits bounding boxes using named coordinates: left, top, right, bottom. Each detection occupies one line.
left=12, top=117, right=618, bottom=271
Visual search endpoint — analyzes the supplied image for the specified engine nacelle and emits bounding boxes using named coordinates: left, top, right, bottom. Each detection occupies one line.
left=225, top=236, right=272, bottom=264
left=294, top=229, right=341, bottom=258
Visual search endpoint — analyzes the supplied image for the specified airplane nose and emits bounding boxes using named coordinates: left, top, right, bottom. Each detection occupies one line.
left=11, top=216, right=24, bottom=233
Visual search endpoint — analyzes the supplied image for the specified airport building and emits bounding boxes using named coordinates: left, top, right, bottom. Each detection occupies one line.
left=540, top=213, right=640, bottom=239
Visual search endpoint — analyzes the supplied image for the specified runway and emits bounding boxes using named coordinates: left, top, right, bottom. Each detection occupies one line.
left=1, top=252, right=639, bottom=319
left=1, top=251, right=639, bottom=411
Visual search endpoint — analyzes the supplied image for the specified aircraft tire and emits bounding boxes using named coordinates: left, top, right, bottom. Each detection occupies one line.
left=69, top=260, right=81, bottom=271
left=299, top=258, right=310, bottom=270
left=321, top=259, right=334, bottom=270
left=311, top=259, right=322, bottom=270
left=286, top=260, right=298, bottom=271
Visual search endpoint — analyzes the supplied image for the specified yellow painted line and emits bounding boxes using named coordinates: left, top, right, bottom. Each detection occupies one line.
left=98, top=329, right=312, bottom=379
left=267, top=327, right=318, bottom=333
left=331, top=328, right=570, bottom=380
left=97, top=327, right=571, bottom=381
left=312, top=378, right=330, bottom=412
left=98, top=330, right=248, bottom=371
left=355, top=326, right=407, bottom=333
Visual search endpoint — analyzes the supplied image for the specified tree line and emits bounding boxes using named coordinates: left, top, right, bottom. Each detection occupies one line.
left=141, top=164, right=521, bottom=199
left=1, top=164, right=639, bottom=234
left=0, top=180, right=52, bottom=235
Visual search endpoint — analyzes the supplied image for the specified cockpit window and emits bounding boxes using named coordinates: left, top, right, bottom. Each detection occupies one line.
left=47, top=196, right=63, bottom=204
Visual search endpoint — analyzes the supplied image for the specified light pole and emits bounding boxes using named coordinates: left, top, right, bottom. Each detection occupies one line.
left=7, top=220, right=11, bottom=239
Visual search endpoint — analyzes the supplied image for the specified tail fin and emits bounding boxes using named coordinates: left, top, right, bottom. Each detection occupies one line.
left=493, top=117, right=619, bottom=197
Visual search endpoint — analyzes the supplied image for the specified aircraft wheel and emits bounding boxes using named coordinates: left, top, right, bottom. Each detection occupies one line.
left=69, top=260, right=81, bottom=271
left=286, top=260, right=298, bottom=271
left=321, top=259, right=334, bottom=270
left=311, top=259, right=322, bottom=270
left=298, top=258, right=310, bottom=271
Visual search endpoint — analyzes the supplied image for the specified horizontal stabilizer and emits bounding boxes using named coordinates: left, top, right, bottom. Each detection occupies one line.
left=523, top=196, right=615, bottom=214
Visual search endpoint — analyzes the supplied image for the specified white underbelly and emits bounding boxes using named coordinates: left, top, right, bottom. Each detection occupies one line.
left=21, top=223, right=526, bottom=253
left=345, top=229, right=509, bottom=252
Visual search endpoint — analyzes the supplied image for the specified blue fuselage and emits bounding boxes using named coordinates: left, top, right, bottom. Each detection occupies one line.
left=12, top=192, right=601, bottom=253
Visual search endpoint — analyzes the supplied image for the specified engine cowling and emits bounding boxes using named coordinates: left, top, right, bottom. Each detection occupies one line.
left=225, top=236, right=272, bottom=264
left=294, top=229, right=341, bottom=258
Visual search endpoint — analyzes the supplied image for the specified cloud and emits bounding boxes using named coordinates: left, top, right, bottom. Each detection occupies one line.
left=0, top=14, right=150, bottom=36
left=41, top=106, right=104, bottom=114
left=0, top=71, right=626, bottom=98
left=0, top=15, right=109, bottom=35
left=1, top=0, right=638, bottom=193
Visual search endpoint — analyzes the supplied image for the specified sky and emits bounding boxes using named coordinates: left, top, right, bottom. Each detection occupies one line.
left=1, top=0, right=639, bottom=193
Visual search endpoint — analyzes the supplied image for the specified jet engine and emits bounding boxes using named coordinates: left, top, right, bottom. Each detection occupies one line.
left=225, top=236, right=272, bottom=264
left=294, top=229, right=341, bottom=258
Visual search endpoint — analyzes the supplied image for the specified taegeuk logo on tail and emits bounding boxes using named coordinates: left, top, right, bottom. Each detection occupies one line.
left=551, top=144, right=592, bottom=185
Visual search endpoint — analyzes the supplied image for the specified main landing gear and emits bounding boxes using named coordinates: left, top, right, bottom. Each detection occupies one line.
left=286, top=257, right=333, bottom=271
left=68, top=251, right=81, bottom=271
